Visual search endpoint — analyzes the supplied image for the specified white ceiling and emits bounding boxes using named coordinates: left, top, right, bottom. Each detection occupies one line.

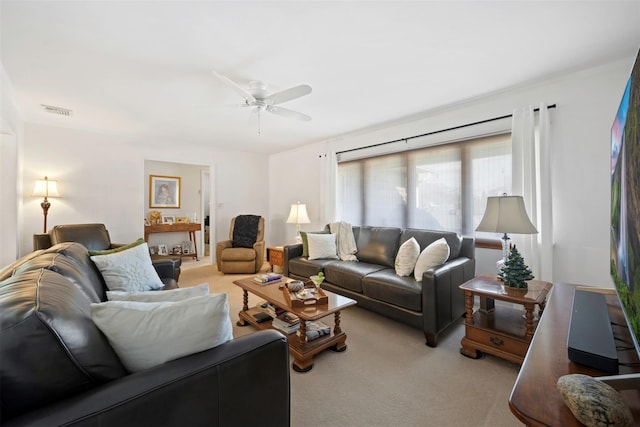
left=2, top=1, right=639, bottom=154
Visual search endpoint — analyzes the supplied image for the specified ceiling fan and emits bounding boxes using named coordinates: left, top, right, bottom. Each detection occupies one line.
left=212, top=70, right=312, bottom=128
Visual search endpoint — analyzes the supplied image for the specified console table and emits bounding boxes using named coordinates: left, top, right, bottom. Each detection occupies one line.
left=509, top=282, right=640, bottom=426
left=144, top=223, right=201, bottom=260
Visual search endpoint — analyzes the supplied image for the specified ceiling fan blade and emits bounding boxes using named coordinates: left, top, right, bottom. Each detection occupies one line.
left=211, top=70, right=256, bottom=103
left=264, top=84, right=312, bottom=105
left=266, top=105, right=312, bottom=121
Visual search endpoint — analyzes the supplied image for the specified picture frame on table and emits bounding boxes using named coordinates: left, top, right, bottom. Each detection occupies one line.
left=149, top=175, right=181, bottom=209
left=157, top=244, right=168, bottom=256
left=176, top=216, right=188, bottom=224
left=162, top=216, right=175, bottom=224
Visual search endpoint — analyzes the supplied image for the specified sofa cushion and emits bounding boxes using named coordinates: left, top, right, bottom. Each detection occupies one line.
left=88, top=237, right=145, bottom=256
left=324, top=261, right=387, bottom=293
left=107, top=283, right=210, bottom=302
left=0, top=249, right=45, bottom=282
left=288, top=257, right=336, bottom=278
left=43, top=242, right=109, bottom=300
left=90, top=241, right=165, bottom=292
left=14, top=252, right=104, bottom=303
left=395, top=237, right=420, bottom=276
left=91, top=293, right=233, bottom=372
left=362, top=269, right=422, bottom=311
left=414, top=238, right=450, bottom=281
left=355, top=227, right=402, bottom=268
left=221, top=247, right=256, bottom=262
left=307, top=233, right=339, bottom=260
left=400, top=229, right=462, bottom=261
left=0, top=269, right=127, bottom=420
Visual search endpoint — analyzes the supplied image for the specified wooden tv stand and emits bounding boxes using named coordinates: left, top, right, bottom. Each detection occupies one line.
left=509, top=282, right=640, bottom=426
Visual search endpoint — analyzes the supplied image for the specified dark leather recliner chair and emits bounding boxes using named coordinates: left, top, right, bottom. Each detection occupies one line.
left=33, top=223, right=181, bottom=283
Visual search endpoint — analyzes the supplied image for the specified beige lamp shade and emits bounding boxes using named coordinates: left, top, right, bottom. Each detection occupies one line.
left=286, top=202, right=310, bottom=225
left=32, top=177, right=60, bottom=198
left=476, top=195, right=538, bottom=234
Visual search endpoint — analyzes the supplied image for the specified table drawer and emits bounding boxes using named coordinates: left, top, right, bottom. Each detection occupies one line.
left=465, top=326, right=529, bottom=357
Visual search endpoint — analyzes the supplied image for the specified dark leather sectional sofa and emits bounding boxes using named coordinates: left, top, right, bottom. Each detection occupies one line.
left=284, top=226, right=475, bottom=347
left=0, top=242, right=290, bottom=426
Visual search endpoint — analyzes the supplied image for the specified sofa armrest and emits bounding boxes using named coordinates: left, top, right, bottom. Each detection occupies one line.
left=215, top=240, right=233, bottom=271
left=253, top=240, right=265, bottom=272
left=4, top=330, right=290, bottom=427
left=32, top=234, right=52, bottom=251
left=283, top=244, right=303, bottom=277
left=421, top=257, right=476, bottom=347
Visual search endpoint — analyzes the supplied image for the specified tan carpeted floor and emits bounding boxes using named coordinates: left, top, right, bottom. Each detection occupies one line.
left=179, top=264, right=524, bottom=427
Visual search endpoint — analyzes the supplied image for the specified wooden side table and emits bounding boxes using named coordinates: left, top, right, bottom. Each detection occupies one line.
left=459, top=275, right=552, bottom=364
left=267, top=246, right=284, bottom=273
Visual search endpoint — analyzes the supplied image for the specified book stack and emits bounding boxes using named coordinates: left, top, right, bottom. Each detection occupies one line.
left=272, top=312, right=300, bottom=335
left=253, top=273, right=282, bottom=284
left=265, top=303, right=285, bottom=319
left=298, top=320, right=331, bottom=342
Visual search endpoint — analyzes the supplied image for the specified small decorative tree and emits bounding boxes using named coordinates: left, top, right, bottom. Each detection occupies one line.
left=498, top=245, right=534, bottom=288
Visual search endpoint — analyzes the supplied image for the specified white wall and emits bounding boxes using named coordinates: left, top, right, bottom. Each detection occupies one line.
left=0, top=65, right=24, bottom=266
left=269, top=57, right=636, bottom=287
left=16, top=123, right=269, bottom=258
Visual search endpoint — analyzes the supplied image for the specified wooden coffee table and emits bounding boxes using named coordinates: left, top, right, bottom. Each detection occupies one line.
left=233, top=276, right=356, bottom=372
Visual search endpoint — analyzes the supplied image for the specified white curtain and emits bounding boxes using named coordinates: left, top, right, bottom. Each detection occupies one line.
left=511, top=103, right=553, bottom=282
left=320, top=150, right=337, bottom=225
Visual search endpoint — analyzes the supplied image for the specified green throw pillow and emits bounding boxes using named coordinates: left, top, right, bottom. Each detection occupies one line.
left=301, top=230, right=330, bottom=257
left=88, top=238, right=145, bottom=256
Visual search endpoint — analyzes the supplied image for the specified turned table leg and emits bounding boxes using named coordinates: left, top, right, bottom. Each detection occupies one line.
left=464, top=291, right=474, bottom=325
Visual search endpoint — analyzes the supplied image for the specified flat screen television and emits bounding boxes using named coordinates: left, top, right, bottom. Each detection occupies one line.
left=609, top=47, right=640, bottom=386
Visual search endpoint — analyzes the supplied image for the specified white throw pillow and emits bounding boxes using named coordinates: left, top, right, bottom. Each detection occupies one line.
left=90, top=242, right=164, bottom=292
left=395, top=237, right=420, bottom=277
left=307, top=233, right=339, bottom=260
left=107, top=283, right=209, bottom=302
left=91, top=293, right=233, bottom=372
left=414, top=238, right=451, bottom=281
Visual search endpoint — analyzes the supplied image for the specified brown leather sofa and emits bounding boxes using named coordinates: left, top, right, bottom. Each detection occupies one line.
left=216, top=216, right=265, bottom=274
left=0, top=242, right=290, bottom=426
left=34, top=223, right=181, bottom=283
left=284, top=226, right=475, bottom=347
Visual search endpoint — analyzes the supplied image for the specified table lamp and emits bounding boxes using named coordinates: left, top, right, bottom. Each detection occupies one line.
left=286, top=201, right=310, bottom=243
left=475, top=194, right=538, bottom=264
left=32, top=176, right=60, bottom=233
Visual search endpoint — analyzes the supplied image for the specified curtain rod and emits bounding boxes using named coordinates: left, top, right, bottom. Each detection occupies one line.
left=336, top=104, right=557, bottom=156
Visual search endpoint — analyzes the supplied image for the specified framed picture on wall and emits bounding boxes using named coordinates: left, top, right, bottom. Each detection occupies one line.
left=149, top=175, right=181, bottom=208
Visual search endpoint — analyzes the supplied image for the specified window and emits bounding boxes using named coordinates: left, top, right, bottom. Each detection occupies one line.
left=336, top=133, right=511, bottom=238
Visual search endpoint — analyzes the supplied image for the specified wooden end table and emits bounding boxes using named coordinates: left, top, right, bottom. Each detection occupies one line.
left=233, top=276, right=356, bottom=372
left=459, top=275, right=552, bottom=364
left=267, top=246, right=284, bottom=273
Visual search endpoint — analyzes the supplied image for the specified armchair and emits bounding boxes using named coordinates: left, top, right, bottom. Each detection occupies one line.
left=33, top=223, right=181, bottom=284
left=216, top=216, right=265, bottom=274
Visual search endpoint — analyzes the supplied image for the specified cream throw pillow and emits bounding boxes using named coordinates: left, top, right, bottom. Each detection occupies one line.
left=414, top=238, right=450, bottom=281
left=90, top=242, right=164, bottom=292
left=307, top=233, right=339, bottom=260
left=107, top=283, right=209, bottom=302
left=91, top=293, right=233, bottom=372
left=395, top=237, right=420, bottom=276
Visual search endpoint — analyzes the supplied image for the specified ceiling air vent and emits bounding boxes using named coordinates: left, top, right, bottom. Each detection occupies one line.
left=40, top=104, right=73, bottom=116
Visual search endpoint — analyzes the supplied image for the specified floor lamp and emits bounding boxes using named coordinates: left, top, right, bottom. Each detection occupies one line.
left=32, top=176, right=60, bottom=233
left=286, top=201, right=310, bottom=243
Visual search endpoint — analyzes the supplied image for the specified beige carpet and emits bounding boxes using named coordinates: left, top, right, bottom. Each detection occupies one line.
left=180, top=264, right=524, bottom=427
